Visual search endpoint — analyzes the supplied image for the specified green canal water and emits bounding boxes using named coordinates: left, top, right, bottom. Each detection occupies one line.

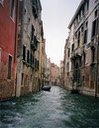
left=0, top=86, right=99, bottom=128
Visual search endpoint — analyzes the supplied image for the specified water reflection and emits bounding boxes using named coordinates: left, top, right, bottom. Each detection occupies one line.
left=0, top=86, right=99, bottom=128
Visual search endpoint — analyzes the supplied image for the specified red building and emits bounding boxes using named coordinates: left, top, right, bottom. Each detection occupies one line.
left=0, top=0, right=19, bottom=100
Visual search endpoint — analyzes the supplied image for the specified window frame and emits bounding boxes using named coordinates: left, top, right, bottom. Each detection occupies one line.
left=27, top=50, right=30, bottom=63
left=21, top=73, right=24, bottom=86
left=91, top=19, right=97, bottom=38
left=7, top=54, right=13, bottom=79
left=68, top=48, right=70, bottom=57
left=83, top=29, right=88, bottom=44
left=0, top=0, right=4, bottom=6
left=91, top=47, right=95, bottom=63
left=10, top=0, right=15, bottom=20
left=0, top=48, right=2, bottom=71
left=83, top=52, right=86, bottom=65
left=91, top=9, right=98, bottom=38
left=23, top=45, right=26, bottom=61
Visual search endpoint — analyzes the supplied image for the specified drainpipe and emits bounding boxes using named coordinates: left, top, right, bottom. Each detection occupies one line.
left=95, top=5, right=99, bottom=98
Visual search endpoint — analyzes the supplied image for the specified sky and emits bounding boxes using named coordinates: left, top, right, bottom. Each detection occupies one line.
left=40, top=0, right=81, bottom=66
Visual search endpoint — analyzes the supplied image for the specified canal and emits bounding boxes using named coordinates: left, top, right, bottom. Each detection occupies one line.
left=0, top=86, right=99, bottom=128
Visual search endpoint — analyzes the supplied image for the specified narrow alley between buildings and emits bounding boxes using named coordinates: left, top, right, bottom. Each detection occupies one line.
left=0, top=86, right=99, bottom=128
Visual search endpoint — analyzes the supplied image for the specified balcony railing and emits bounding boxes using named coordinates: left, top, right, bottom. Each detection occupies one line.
left=31, top=36, right=38, bottom=51
left=77, top=47, right=82, bottom=56
left=71, top=51, right=75, bottom=59
left=71, top=47, right=82, bottom=59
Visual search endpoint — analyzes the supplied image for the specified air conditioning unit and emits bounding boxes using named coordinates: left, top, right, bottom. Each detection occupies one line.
left=0, top=0, right=4, bottom=5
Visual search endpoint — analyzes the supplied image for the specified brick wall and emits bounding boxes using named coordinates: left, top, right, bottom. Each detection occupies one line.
left=0, top=79, right=14, bottom=100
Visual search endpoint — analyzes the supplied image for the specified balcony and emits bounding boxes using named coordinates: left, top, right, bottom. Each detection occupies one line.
left=74, top=47, right=82, bottom=57
left=71, top=51, right=75, bottom=59
left=31, top=36, right=38, bottom=51
left=77, top=47, right=82, bottom=56
left=90, top=40, right=95, bottom=48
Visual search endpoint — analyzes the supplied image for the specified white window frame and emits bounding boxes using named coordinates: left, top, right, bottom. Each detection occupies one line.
left=0, top=0, right=4, bottom=6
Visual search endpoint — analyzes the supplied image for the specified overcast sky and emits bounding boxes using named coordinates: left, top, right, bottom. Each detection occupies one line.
left=40, top=0, right=81, bottom=66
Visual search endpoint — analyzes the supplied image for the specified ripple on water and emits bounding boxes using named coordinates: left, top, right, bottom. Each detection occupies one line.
left=0, top=86, right=99, bottom=128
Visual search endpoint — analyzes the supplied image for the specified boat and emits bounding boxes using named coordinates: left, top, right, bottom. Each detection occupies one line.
left=70, top=89, right=79, bottom=94
left=42, top=86, right=51, bottom=91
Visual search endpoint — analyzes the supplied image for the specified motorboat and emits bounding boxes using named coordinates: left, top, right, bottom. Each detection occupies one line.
left=42, top=86, right=51, bottom=91
left=70, top=89, right=79, bottom=94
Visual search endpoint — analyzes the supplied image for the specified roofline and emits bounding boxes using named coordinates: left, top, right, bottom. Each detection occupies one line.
left=68, top=0, right=84, bottom=29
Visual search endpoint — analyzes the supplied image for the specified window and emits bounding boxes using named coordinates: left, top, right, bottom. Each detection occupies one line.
left=83, top=53, right=86, bottom=65
left=86, top=0, right=89, bottom=11
left=68, top=48, right=70, bottom=57
left=30, top=53, right=32, bottom=65
left=0, top=0, right=4, bottom=6
left=31, top=25, right=35, bottom=41
left=10, top=0, right=15, bottom=19
left=21, top=73, right=24, bottom=86
left=67, top=62, right=69, bottom=72
left=8, top=55, right=12, bottom=79
left=27, top=50, right=30, bottom=63
left=23, top=45, right=26, bottom=61
left=86, top=21, right=88, bottom=28
left=92, top=20, right=97, bottom=37
left=78, top=31, right=80, bottom=47
left=81, top=26, right=84, bottom=33
left=95, top=10, right=97, bottom=18
left=72, top=44, right=74, bottom=52
left=91, top=10, right=98, bottom=38
left=91, top=48, right=95, bottom=63
left=79, top=11, right=81, bottom=21
left=83, top=29, right=88, bottom=44
left=0, top=48, right=1, bottom=71
left=79, top=56, right=82, bottom=67
left=37, top=60, right=39, bottom=69
left=82, top=5, right=84, bottom=16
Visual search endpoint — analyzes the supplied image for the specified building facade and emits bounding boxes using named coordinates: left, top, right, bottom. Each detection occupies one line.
left=63, top=37, right=74, bottom=90
left=0, top=0, right=19, bottom=100
left=39, top=22, right=45, bottom=88
left=0, top=0, right=19, bottom=99
left=64, top=0, right=99, bottom=97
left=44, top=57, right=51, bottom=85
left=59, top=61, right=64, bottom=87
left=16, top=0, right=43, bottom=97
left=50, top=63, right=60, bottom=85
